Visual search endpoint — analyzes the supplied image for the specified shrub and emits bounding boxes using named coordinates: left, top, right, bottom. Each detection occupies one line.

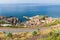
left=7, top=32, right=12, bottom=37
left=32, top=31, right=37, bottom=36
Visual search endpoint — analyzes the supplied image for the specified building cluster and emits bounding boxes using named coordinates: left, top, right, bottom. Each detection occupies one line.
left=24, top=15, right=56, bottom=27
left=0, top=15, right=56, bottom=27
left=24, top=15, right=41, bottom=27
left=0, top=16, right=20, bottom=25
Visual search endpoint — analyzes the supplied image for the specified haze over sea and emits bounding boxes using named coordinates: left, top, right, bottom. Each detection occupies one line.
left=0, top=3, right=60, bottom=22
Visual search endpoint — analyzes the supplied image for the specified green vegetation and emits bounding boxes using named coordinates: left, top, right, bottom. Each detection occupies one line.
left=32, top=31, right=37, bottom=36
left=44, top=19, right=60, bottom=27
left=18, top=23, right=24, bottom=28
left=0, top=21, right=5, bottom=24
left=7, top=32, right=12, bottom=37
left=38, top=29, right=60, bottom=40
left=39, top=15, right=48, bottom=20
left=0, top=31, right=41, bottom=40
left=6, top=23, right=24, bottom=28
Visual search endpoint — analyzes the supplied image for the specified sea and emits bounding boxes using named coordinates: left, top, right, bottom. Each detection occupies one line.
left=0, top=3, right=60, bottom=22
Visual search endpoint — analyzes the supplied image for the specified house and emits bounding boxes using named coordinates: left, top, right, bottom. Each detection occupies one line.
left=0, top=16, right=6, bottom=20
left=45, top=17, right=56, bottom=24
left=0, top=16, right=20, bottom=25
left=6, top=17, right=19, bottom=25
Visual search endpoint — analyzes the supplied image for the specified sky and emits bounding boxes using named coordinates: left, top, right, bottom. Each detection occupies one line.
left=0, top=0, right=60, bottom=4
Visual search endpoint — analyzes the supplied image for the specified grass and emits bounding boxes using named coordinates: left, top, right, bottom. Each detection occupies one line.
left=0, top=21, right=5, bottom=24
left=5, top=23, right=24, bottom=28
left=38, top=29, right=60, bottom=40
left=0, top=31, right=41, bottom=40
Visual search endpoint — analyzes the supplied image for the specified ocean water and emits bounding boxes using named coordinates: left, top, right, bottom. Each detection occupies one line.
left=0, top=4, right=60, bottom=22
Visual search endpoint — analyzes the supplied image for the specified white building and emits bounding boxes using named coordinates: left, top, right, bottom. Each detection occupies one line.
left=1, top=24, right=12, bottom=26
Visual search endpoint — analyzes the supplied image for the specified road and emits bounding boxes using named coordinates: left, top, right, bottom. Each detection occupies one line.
left=0, top=27, right=49, bottom=33
left=0, top=24, right=60, bottom=33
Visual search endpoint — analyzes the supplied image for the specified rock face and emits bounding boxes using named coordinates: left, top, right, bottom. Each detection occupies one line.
left=0, top=16, right=20, bottom=25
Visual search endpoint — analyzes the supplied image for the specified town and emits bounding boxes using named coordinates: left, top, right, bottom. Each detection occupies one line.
left=0, top=15, right=59, bottom=28
left=0, top=15, right=60, bottom=40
